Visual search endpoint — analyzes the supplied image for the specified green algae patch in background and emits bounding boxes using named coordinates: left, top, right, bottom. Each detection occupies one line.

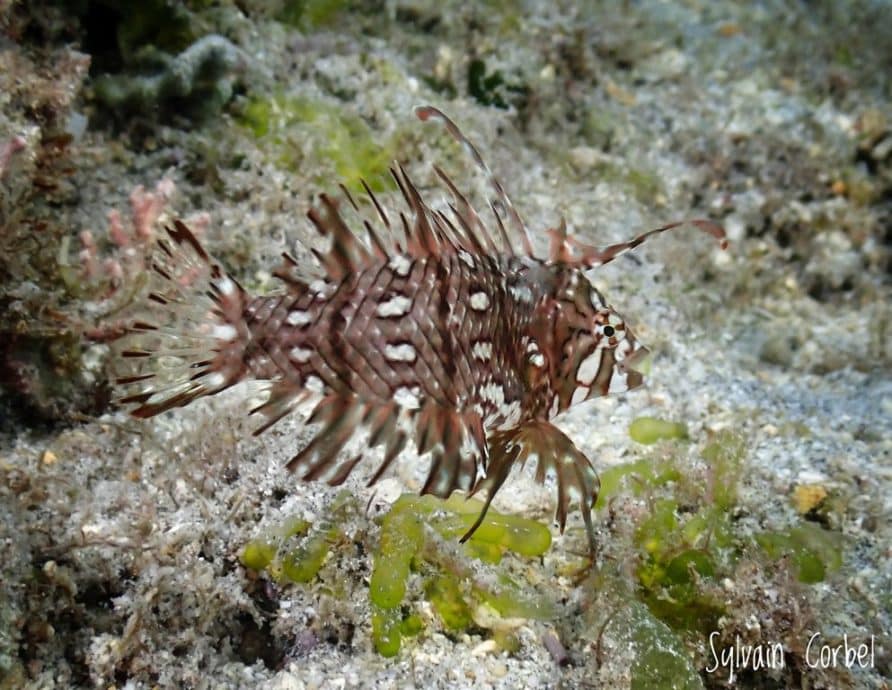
left=594, top=433, right=744, bottom=634
left=623, top=600, right=704, bottom=690
left=239, top=94, right=395, bottom=192
left=276, top=0, right=353, bottom=30
left=586, top=426, right=853, bottom=685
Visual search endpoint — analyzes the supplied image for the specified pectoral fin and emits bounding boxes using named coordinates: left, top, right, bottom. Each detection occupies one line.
left=464, top=420, right=599, bottom=551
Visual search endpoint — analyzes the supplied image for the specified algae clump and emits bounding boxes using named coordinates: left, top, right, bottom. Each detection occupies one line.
left=629, top=416, right=689, bottom=445
left=368, top=493, right=552, bottom=656
left=756, top=523, right=843, bottom=583
left=240, top=95, right=394, bottom=191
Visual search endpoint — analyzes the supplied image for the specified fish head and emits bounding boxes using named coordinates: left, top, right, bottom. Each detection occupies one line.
left=548, top=268, right=652, bottom=412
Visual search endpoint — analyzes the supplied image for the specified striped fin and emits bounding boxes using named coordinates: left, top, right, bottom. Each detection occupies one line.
left=291, top=106, right=536, bottom=289
left=116, top=220, right=252, bottom=417
left=464, top=420, right=599, bottom=549
left=284, top=393, right=486, bottom=497
left=307, top=193, right=375, bottom=281
left=414, top=401, right=485, bottom=497
left=415, top=105, right=534, bottom=257
left=547, top=217, right=728, bottom=268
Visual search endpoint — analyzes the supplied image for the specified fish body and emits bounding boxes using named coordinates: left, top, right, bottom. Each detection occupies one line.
left=119, top=106, right=724, bottom=547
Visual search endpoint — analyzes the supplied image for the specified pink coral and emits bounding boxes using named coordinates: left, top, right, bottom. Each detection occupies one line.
left=0, top=135, right=26, bottom=180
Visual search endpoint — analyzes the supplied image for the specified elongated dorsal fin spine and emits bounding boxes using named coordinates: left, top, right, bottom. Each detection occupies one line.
left=416, top=105, right=534, bottom=257
left=549, top=218, right=728, bottom=268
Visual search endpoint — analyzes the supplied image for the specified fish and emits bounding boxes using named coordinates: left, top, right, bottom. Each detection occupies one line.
left=117, top=105, right=726, bottom=549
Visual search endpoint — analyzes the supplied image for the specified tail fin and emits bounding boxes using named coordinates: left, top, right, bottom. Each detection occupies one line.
left=116, top=220, right=251, bottom=417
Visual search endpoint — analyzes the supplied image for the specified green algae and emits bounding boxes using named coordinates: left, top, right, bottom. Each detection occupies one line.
left=281, top=528, right=336, bottom=584
left=369, top=504, right=424, bottom=608
left=371, top=604, right=402, bottom=658
left=241, top=491, right=552, bottom=657
left=594, top=433, right=747, bottom=633
left=276, top=0, right=352, bottom=29
left=702, top=432, right=746, bottom=511
left=239, top=94, right=394, bottom=191
left=240, top=540, right=276, bottom=571
left=426, top=575, right=473, bottom=631
left=629, top=416, right=689, bottom=445
left=592, top=427, right=848, bottom=651
left=434, top=494, right=552, bottom=558
left=595, top=456, right=681, bottom=510
left=240, top=492, right=351, bottom=583
left=625, top=600, right=705, bottom=690
left=756, top=523, right=843, bottom=583
left=369, top=493, right=553, bottom=655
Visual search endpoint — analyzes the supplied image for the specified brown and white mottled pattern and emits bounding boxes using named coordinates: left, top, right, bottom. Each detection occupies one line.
left=118, top=106, right=725, bottom=549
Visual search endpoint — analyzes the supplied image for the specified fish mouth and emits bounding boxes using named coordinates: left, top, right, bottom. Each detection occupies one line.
left=623, top=345, right=652, bottom=388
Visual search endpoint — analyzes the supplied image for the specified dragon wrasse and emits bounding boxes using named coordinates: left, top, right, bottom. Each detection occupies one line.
left=117, top=106, right=726, bottom=547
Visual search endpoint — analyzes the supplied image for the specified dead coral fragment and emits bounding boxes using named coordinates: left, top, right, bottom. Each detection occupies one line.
left=93, top=35, right=247, bottom=121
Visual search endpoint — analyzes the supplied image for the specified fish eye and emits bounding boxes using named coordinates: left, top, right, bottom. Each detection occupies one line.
left=596, top=314, right=625, bottom=343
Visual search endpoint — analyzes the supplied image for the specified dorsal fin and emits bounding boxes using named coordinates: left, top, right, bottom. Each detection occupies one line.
left=547, top=218, right=728, bottom=268
left=432, top=164, right=500, bottom=255
left=306, top=193, right=374, bottom=281
left=391, top=163, right=443, bottom=258
left=290, top=105, right=545, bottom=288
left=415, top=105, right=535, bottom=257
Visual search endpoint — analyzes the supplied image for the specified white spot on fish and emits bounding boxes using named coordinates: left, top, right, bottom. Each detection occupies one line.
left=289, top=347, right=313, bottom=363
left=212, top=324, right=237, bottom=341
left=394, top=386, right=421, bottom=409
left=310, top=279, right=333, bottom=298
left=205, top=372, right=226, bottom=389
left=576, top=350, right=603, bottom=385
left=469, top=291, right=490, bottom=311
left=479, top=382, right=505, bottom=407
left=389, top=254, right=412, bottom=277
left=530, top=353, right=545, bottom=367
left=608, top=373, right=629, bottom=394
left=217, top=277, right=236, bottom=297
left=565, top=484, right=582, bottom=501
left=305, top=375, right=325, bottom=393
left=384, top=343, right=416, bottom=362
left=286, top=310, right=312, bottom=326
left=571, top=385, right=589, bottom=406
left=509, top=284, right=533, bottom=303
left=377, top=294, right=412, bottom=317
left=472, top=341, right=492, bottom=360
left=488, top=399, right=521, bottom=429
left=459, top=250, right=475, bottom=268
